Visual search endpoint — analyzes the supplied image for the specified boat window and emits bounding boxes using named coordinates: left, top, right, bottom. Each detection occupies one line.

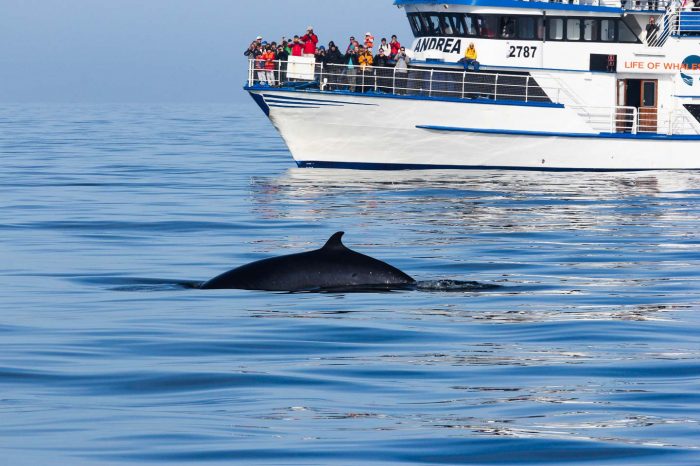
left=517, top=17, right=543, bottom=40
left=408, top=14, right=422, bottom=37
left=422, top=14, right=442, bottom=36
left=465, top=15, right=478, bottom=36
left=478, top=16, right=499, bottom=38
left=548, top=18, right=564, bottom=40
left=618, top=20, right=638, bottom=42
left=583, top=19, right=598, bottom=41
left=567, top=19, right=581, bottom=40
left=601, top=19, right=617, bottom=41
left=643, top=81, right=657, bottom=107
left=445, top=13, right=469, bottom=36
left=499, top=16, right=517, bottom=39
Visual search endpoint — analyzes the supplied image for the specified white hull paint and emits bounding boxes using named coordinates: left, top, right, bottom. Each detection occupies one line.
left=251, top=89, right=700, bottom=171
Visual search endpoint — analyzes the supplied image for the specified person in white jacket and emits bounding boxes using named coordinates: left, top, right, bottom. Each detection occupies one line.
left=377, top=38, right=392, bottom=57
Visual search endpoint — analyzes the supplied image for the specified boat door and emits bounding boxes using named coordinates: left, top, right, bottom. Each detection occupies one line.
left=617, top=79, right=658, bottom=133
left=638, top=80, right=658, bottom=133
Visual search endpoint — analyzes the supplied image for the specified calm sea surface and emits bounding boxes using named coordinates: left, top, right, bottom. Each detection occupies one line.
left=1, top=103, right=699, bottom=465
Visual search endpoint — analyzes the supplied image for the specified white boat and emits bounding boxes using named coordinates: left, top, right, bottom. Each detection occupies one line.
left=246, top=0, right=700, bottom=170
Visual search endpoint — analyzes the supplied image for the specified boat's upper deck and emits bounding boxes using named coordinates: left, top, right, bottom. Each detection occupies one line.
left=395, top=0, right=671, bottom=13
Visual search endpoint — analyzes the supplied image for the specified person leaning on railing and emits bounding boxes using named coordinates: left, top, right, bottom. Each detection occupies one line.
left=358, top=46, right=374, bottom=93
left=324, top=45, right=345, bottom=91
left=394, top=47, right=411, bottom=95
left=276, top=45, right=289, bottom=85
left=344, top=48, right=360, bottom=92
left=373, top=49, right=392, bottom=93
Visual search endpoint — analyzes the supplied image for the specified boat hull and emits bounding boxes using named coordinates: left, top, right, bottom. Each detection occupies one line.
left=249, top=88, right=700, bottom=171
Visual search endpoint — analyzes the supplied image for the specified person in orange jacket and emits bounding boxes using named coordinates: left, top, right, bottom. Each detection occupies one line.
left=301, top=26, right=319, bottom=57
left=364, top=32, right=374, bottom=51
left=260, top=46, right=277, bottom=86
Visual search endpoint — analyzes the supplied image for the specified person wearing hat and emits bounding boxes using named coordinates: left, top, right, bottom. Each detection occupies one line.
left=301, top=26, right=319, bottom=57
left=364, top=32, right=374, bottom=51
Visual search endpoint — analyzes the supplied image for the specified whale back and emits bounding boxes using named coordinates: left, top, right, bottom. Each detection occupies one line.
left=201, top=232, right=415, bottom=291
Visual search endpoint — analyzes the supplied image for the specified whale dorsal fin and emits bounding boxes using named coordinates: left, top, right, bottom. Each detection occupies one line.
left=322, top=232, right=346, bottom=251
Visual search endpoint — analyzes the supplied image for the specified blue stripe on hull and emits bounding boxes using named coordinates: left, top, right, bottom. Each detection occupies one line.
left=296, top=161, right=663, bottom=172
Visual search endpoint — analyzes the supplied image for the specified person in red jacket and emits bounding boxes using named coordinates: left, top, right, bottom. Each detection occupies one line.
left=290, top=36, right=304, bottom=57
left=390, top=35, right=401, bottom=58
left=301, top=26, right=318, bottom=57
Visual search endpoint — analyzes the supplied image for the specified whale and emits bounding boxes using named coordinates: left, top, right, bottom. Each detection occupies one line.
left=200, top=232, right=417, bottom=292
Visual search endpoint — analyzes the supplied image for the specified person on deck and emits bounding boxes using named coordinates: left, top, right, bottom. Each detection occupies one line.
left=344, top=48, right=360, bottom=92
left=394, top=46, right=411, bottom=94
left=462, top=42, right=480, bottom=71
left=377, top=38, right=391, bottom=57
left=390, top=35, right=401, bottom=58
left=301, top=26, right=319, bottom=57
left=364, top=32, right=375, bottom=51
left=646, top=17, right=660, bottom=44
left=358, top=46, right=374, bottom=92
left=291, top=36, right=304, bottom=57
left=373, top=48, right=392, bottom=93
left=324, top=44, right=345, bottom=90
left=261, top=46, right=277, bottom=86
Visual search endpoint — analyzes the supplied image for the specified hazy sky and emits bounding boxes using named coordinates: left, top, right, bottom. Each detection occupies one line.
left=0, top=0, right=412, bottom=103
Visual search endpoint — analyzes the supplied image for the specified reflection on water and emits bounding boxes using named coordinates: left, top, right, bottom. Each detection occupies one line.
left=1, top=105, right=699, bottom=465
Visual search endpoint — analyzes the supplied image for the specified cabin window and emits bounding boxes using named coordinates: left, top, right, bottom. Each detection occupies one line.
left=464, top=15, right=478, bottom=36
left=567, top=19, right=581, bottom=40
left=583, top=19, right=598, bottom=41
left=548, top=18, right=564, bottom=40
left=517, top=17, right=543, bottom=40
left=445, top=13, right=469, bottom=36
left=477, top=16, right=499, bottom=38
left=423, top=14, right=443, bottom=35
left=600, top=19, right=617, bottom=41
left=618, top=20, right=638, bottom=42
left=499, top=16, right=517, bottom=38
left=408, top=14, right=421, bottom=37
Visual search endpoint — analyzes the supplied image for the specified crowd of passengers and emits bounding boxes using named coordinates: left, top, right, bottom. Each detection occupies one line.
left=244, top=27, right=414, bottom=92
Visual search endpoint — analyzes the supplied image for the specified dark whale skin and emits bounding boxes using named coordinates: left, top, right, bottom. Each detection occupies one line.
left=200, top=232, right=416, bottom=291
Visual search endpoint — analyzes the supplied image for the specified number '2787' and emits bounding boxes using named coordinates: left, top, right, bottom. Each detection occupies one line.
left=508, top=46, right=537, bottom=58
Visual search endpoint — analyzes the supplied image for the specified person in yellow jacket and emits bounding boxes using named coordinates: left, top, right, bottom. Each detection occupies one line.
left=358, top=46, right=374, bottom=92
left=462, top=42, right=480, bottom=71
left=358, top=46, right=374, bottom=69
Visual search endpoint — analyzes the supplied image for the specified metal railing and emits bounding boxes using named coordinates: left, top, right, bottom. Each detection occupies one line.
left=648, top=8, right=700, bottom=46
left=572, top=105, right=638, bottom=133
left=247, top=59, right=561, bottom=104
left=571, top=105, right=700, bottom=135
left=516, top=0, right=669, bottom=10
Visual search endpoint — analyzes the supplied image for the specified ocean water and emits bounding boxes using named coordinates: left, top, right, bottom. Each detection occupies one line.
left=1, top=102, right=699, bottom=465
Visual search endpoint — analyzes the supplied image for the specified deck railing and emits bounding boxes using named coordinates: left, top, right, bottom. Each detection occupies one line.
left=516, top=0, right=669, bottom=10
left=247, top=59, right=561, bottom=104
left=571, top=105, right=700, bottom=135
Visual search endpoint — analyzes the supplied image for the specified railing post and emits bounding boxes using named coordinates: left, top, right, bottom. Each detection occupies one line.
left=494, top=74, right=499, bottom=100
left=525, top=77, right=530, bottom=102
left=277, top=60, right=281, bottom=87
left=462, top=71, right=466, bottom=99
left=393, top=67, right=396, bottom=95
left=248, top=59, right=254, bottom=86
left=429, top=69, right=434, bottom=97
